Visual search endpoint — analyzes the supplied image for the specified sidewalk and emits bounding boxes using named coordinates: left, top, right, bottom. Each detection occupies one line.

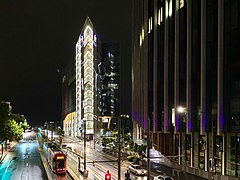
left=0, top=141, right=17, bottom=163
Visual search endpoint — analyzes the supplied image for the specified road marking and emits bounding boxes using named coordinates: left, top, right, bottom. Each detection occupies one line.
left=1, top=158, right=13, bottom=180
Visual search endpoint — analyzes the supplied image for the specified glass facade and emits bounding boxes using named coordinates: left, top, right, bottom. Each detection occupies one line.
left=100, top=43, right=120, bottom=117
left=132, top=0, right=240, bottom=178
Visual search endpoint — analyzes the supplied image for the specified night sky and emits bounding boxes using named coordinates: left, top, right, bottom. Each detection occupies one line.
left=0, top=0, right=131, bottom=126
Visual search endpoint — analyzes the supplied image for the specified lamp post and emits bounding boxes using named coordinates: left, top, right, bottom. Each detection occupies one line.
left=177, top=106, right=187, bottom=165
left=147, top=117, right=151, bottom=180
left=210, top=117, right=215, bottom=180
left=117, top=116, right=121, bottom=180
left=177, top=106, right=216, bottom=179
left=118, top=114, right=130, bottom=180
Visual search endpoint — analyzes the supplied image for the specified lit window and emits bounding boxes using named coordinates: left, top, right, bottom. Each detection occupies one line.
left=148, top=17, right=153, bottom=33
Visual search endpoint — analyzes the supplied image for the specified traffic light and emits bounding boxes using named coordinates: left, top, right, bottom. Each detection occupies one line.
left=105, top=170, right=111, bottom=180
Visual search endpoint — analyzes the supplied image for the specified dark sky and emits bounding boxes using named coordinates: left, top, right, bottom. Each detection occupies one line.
left=0, top=0, right=131, bottom=127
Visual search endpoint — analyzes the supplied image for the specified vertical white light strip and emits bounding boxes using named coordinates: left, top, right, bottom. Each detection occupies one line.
left=140, top=27, right=145, bottom=46
left=76, top=37, right=82, bottom=137
left=148, top=18, right=151, bottom=33
left=169, top=0, right=173, bottom=17
left=180, top=0, right=184, bottom=9
left=161, top=7, right=163, bottom=22
left=148, top=17, right=153, bottom=33
left=151, top=16, right=153, bottom=30
left=83, top=25, right=94, bottom=135
left=166, top=0, right=169, bottom=19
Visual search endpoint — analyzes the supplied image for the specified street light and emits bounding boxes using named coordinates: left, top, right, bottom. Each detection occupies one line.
left=117, top=116, right=121, bottom=180
left=177, top=106, right=216, bottom=179
left=177, top=106, right=187, bottom=165
left=147, top=117, right=151, bottom=180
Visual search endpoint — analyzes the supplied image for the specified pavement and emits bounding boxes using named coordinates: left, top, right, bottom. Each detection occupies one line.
left=0, top=141, right=17, bottom=164
left=62, top=135, right=210, bottom=180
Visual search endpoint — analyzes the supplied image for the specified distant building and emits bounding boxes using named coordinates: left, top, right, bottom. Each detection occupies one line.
left=63, top=17, right=101, bottom=139
left=132, top=0, right=240, bottom=178
left=62, top=56, right=76, bottom=136
left=63, top=18, right=123, bottom=139
left=99, top=43, right=120, bottom=129
left=75, top=17, right=101, bottom=140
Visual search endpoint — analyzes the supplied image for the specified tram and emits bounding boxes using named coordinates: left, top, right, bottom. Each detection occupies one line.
left=43, top=142, right=66, bottom=174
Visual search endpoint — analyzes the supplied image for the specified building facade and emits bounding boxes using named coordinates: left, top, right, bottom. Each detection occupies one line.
left=132, top=0, right=240, bottom=178
left=75, top=17, right=101, bottom=140
left=63, top=18, right=122, bottom=140
left=99, top=43, right=120, bottom=129
left=63, top=17, right=101, bottom=139
left=100, top=43, right=120, bottom=117
left=62, top=57, right=76, bottom=137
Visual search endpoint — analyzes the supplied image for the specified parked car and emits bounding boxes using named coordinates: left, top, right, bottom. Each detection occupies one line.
left=153, top=174, right=174, bottom=180
left=128, top=165, right=147, bottom=176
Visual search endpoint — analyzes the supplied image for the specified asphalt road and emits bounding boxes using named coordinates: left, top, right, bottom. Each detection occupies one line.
left=62, top=135, right=208, bottom=180
left=0, top=131, right=48, bottom=180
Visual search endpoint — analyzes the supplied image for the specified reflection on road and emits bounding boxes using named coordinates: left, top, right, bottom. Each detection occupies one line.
left=0, top=131, right=47, bottom=180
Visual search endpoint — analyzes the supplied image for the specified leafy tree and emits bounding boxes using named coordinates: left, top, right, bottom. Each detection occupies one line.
left=0, top=101, right=11, bottom=140
left=20, top=121, right=29, bottom=131
left=10, top=113, right=29, bottom=131
left=10, top=113, right=23, bottom=124
left=55, top=127, right=64, bottom=136
left=4, top=119, right=23, bottom=142
left=55, top=127, right=64, bottom=145
left=133, top=143, right=147, bottom=158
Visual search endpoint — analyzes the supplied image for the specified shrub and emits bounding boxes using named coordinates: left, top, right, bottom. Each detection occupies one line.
left=133, top=157, right=140, bottom=164
left=127, top=156, right=135, bottom=162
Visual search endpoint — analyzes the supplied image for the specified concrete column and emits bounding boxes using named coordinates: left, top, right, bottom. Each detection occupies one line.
left=153, top=0, right=158, bottom=132
left=186, top=0, right=193, bottom=167
left=186, top=0, right=192, bottom=134
left=201, top=0, right=208, bottom=171
left=164, top=0, right=169, bottom=133
left=217, top=0, right=225, bottom=174
left=217, top=0, right=224, bottom=135
left=174, top=0, right=180, bottom=133
left=201, top=0, right=207, bottom=134
left=174, top=0, right=181, bottom=166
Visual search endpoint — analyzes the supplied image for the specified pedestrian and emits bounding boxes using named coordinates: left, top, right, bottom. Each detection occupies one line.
left=125, top=170, right=131, bottom=180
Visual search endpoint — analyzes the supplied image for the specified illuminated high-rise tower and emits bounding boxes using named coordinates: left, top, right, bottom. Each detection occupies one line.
left=75, top=17, right=100, bottom=139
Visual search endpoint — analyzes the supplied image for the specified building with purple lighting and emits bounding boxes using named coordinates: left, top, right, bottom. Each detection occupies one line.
left=132, top=0, right=240, bottom=178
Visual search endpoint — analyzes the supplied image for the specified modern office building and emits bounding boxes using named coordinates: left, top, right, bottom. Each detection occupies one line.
left=63, top=17, right=101, bottom=139
left=99, top=43, right=120, bottom=129
left=63, top=18, right=122, bottom=140
left=75, top=17, right=101, bottom=140
left=132, top=0, right=240, bottom=178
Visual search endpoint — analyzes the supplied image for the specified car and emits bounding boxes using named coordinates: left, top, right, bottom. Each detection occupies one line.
left=153, top=174, right=174, bottom=180
left=128, top=165, right=147, bottom=176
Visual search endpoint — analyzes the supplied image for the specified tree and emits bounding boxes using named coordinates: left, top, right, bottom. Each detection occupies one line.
left=11, top=114, right=29, bottom=131
left=5, top=119, right=23, bottom=142
left=20, top=121, right=29, bottom=132
left=0, top=100, right=11, bottom=140
left=55, top=127, right=64, bottom=145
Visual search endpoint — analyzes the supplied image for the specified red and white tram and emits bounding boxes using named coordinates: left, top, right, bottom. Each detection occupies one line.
left=43, top=142, right=66, bottom=174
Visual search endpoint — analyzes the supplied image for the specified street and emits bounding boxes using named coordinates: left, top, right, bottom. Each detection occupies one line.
left=62, top=135, right=208, bottom=180
left=0, top=131, right=47, bottom=180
